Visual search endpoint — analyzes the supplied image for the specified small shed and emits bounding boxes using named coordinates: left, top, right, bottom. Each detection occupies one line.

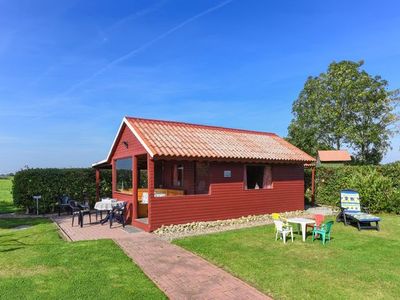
left=317, top=150, right=351, bottom=166
left=93, top=117, right=315, bottom=232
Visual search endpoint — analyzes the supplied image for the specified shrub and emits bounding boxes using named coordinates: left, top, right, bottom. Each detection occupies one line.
left=12, top=168, right=112, bottom=213
left=313, top=163, right=400, bottom=213
left=379, top=161, right=400, bottom=189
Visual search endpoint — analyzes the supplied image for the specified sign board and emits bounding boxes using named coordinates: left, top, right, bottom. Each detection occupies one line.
left=224, top=170, right=232, bottom=178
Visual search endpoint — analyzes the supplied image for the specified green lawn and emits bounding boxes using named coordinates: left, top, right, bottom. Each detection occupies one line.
left=0, top=177, right=18, bottom=213
left=0, top=218, right=166, bottom=300
left=174, top=215, right=400, bottom=300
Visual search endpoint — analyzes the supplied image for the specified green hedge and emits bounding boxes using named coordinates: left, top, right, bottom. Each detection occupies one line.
left=379, top=162, right=400, bottom=189
left=311, top=162, right=400, bottom=213
left=12, top=168, right=112, bottom=213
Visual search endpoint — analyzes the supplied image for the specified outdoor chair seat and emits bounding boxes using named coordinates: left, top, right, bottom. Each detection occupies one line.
left=336, top=190, right=380, bottom=231
left=273, top=220, right=293, bottom=244
left=345, top=212, right=380, bottom=222
left=306, top=214, right=324, bottom=231
left=110, top=201, right=127, bottom=228
left=57, top=195, right=72, bottom=216
left=312, top=221, right=334, bottom=245
left=69, top=200, right=92, bottom=228
left=272, top=213, right=290, bottom=228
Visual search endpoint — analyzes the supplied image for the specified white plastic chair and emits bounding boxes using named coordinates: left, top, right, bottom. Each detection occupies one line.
left=274, top=220, right=293, bottom=243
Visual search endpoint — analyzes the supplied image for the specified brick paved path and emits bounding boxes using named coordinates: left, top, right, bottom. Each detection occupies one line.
left=52, top=214, right=132, bottom=241
left=53, top=215, right=271, bottom=300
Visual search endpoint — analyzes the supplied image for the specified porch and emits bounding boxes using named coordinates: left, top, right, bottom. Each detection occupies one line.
left=52, top=214, right=137, bottom=241
left=93, top=155, right=213, bottom=231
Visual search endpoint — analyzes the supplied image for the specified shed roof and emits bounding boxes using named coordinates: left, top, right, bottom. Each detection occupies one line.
left=94, top=117, right=315, bottom=166
left=317, top=150, right=351, bottom=162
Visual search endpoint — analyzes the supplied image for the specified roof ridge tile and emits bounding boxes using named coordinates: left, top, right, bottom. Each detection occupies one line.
left=125, top=116, right=277, bottom=136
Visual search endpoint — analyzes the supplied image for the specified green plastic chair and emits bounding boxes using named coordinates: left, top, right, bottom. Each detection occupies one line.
left=312, top=221, right=334, bottom=245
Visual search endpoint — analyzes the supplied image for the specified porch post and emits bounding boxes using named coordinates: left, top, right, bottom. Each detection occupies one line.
left=133, top=156, right=138, bottom=219
left=311, top=166, right=316, bottom=206
left=147, top=154, right=155, bottom=227
left=95, top=168, right=100, bottom=202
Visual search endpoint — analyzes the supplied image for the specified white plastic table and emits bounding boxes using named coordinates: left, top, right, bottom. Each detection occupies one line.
left=94, top=199, right=124, bottom=224
left=287, top=217, right=315, bottom=242
left=94, top=198, right=120, bottom=211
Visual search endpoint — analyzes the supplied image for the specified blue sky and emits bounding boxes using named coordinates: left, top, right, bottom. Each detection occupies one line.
left=0, top=0, right=399, bottom=173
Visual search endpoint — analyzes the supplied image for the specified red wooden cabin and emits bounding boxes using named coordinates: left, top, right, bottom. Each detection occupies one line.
left=93, top=117, right=315, bottom=232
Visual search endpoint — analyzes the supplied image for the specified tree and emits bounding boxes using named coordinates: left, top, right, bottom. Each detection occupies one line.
left=287, top=60, right=399, bottom=164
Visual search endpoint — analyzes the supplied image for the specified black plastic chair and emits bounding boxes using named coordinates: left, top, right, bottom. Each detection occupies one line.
left=69, top=200, right=92, bottom=227
left=110, top=202, right=127, bottom=228
left=57, top=195, right=72, bottom=216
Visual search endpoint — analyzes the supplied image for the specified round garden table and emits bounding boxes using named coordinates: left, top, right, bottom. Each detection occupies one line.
left=94, top=199, right=124, bottom=225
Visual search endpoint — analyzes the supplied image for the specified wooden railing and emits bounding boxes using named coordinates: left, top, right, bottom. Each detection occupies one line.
left=137, top=188, right=185, bottom=218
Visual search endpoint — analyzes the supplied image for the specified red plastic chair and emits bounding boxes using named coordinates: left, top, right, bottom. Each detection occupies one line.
left=315, top=214, right=325, bottom=227
left=306, top=214, right=324, bottom=231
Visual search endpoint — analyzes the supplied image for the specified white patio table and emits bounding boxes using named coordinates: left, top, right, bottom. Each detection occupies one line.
left=94, top=198, right=124, bottom=225
left=287, top=217, right=315, bottom=242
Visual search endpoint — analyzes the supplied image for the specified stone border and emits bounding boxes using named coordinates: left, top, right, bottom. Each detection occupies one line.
left=0, top=213, right=54, bottom=219
left=154, top=210, right=316, bottom=241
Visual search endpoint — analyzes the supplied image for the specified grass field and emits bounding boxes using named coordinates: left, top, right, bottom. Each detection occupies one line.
left=0, top=177, right=18, bottom=213
left=174, top=215, right=400, bottom=300
left=0, top=218, right=165, bottom=300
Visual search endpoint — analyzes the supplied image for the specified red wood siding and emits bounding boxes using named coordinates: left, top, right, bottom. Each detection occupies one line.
left=112, top=124, right=147, bottom=160
left=111, top=124, right=147, bottom=223
left=149, top=164, right=304, bottom=231
left=209, top=162, right=243, bottom=184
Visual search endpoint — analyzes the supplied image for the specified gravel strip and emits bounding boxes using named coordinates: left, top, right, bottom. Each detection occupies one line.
left=154, top=209, right=337, bottom=241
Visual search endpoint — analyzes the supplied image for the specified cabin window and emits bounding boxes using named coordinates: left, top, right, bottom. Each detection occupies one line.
left=245, top=165, right=273, bottom=189
left=173, top=164, right=184, bottom=187
left=154, top=160, right=163, bottom=188
left=115, top=158, right=133, bottom=194
left=139, top=169, right=148, bottom=188
left=195, top=162, right=210, bottom=194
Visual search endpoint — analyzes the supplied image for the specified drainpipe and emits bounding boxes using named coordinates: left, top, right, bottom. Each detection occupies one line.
left=95, top=169, right=100, bottom=202
left=311, top=166, right=316, bottom=206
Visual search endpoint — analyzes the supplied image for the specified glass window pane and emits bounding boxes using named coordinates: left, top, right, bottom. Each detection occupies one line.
left=246, top=165, right=264, bottom=189
left=116, top=158, right=132, bottom=194
left=245, top=165, right=273, bottom=189
left=139, top=169, right=148, bottom=188
left=173, top=164, right=184, bottom=187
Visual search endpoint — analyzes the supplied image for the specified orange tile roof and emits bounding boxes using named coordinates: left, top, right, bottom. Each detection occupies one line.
left=124, top=117, right=315, bottom=163
left=317, top=150, right=351, bottom=162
